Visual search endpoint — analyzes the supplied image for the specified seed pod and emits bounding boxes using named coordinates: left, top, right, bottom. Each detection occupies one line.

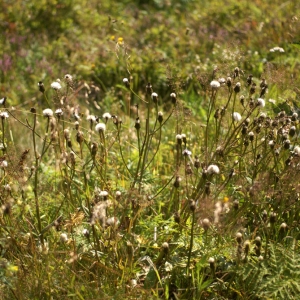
left=134, top=118, right=141, bottom=130
left=189, top=200, right=196, bottom=212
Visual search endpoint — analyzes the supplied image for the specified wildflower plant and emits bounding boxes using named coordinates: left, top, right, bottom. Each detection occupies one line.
left=0, top=1, right=300, bottom=299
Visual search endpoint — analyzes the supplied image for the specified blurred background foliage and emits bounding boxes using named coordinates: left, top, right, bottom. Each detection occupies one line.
left=0, top=0, right=299, bottom=112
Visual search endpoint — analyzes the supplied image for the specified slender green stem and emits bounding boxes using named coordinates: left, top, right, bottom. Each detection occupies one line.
left=32, top=111, right=43, bottom=243
left=187, top=210, right=195, bottom=275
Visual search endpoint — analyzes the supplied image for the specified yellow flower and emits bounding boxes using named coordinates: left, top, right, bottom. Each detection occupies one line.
left=223, top=196, right=229, bottom=203
left=110, top=35, right=115, bottom=41
left=117, top=37, right=124, bottom=45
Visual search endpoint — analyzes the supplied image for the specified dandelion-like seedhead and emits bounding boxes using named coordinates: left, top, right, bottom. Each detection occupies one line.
left=218, top=78, right=226, bottom=85
left=55, top=108, right=63, bottom=117
left=182, top=149, right=192, bottom=156
left=95, top=123, right=106, bottom=132
left=51, top=81, right=62, bottom=90
left=210, top=80, right=221, bottom=89
left=64, top=74, right=73, bottom=82
left=207, top=164, right=220, bottom=175
left=293, top=146, right=300, bottom=156
left=87, top=115, right=97, bottom=123
left=165, top=261, right=173, bottom=272
left=176, top=134, right=182, bottom=144
left=0, top=111, right=9, bottom=119
left=43, top=108, right=54, bottom=117
left=208, top=257, right=215, bottom=264
left=0, top=97, right=7, bottom=105
left=0, top=160, right=8, bottom=168
left=233, top=82, right=241, bottom=93
left=157, top=111, right=163, bottom=123
left=60, top=233, right=68, bottom=243
left=82, top=229, right=89, bottom=237
left=232, top=112, right=242, bottom=122
left=202, top=218, right=210, bottom=231
left=257, top=98, right=265, bottom=108
left=270, top=46, right=285, bottom=53
left=103, top=112, right=112, bottom=120
left=151, top=92, right=158, bottom=102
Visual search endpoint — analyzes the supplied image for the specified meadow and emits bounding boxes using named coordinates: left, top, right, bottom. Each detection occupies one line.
left=0, top=0, right=300, bottom=299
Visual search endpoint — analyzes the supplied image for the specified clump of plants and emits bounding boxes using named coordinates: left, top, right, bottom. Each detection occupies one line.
left=1, top=49, right=300, bottom=299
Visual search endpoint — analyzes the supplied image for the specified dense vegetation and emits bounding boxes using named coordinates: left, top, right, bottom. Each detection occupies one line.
left=1, top=0, right=300, bottom=299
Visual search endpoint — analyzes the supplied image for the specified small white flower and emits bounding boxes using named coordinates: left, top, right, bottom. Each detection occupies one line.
left=165, top=261, right=173, bottom=272
left=210, top=80, right=221, bottom=89
left=170, top=93, right=176, bottom=98
left=64, top=74, right=73, bottom=81
left=130, top=279, right=137, bottom=288
left=259, top=113, right=267, bottom=119
left=0, top=160, right=8, bottom=168
left=60, top=233, right=68, bottom=243
left=257, top=98, right=265, bottom=108
left=38, top=241, right=49, bottom=254
left=207, top=164, right=220, bottom=175
left=82, top=229, right=89, bottom=237
left=208, top=257, right=215, bottom=264
left=51, top=81, right=62, bottom=90
left=95, top=123, right=106, bottom=132
left=123, top=78, right=129, bottom=83
left=102, top=112, right=112, bottom=120
left=0, top=111, right=9, bottom=119
left=158, top=111, right=163, bottom=117
left=176, top=134, right=182, bottom=140
left=0, top=97, right=6, bottom=105
left=106, top=217, right=119, bottom=227
left=232, top=112, right=242, bottom=122
left=202, top=218, right=210, bottom=230
left=270, top=47, right=285, bottom=53
left=218, top=78, right=226, bottom=85
left=182, top=149, right=192, bottom=156
left=55, top=108, right=63, bottom=117
left=293, top=146, right=300, bottom=156
left=4, top=184, right=11, bottom=191
left=151, top=92, right=158, bottom=100
left=87, top=115, right=96, bottom=122
left=100, top=190, right=108, bottom=198
left=43, top=108, right=53, bottom=117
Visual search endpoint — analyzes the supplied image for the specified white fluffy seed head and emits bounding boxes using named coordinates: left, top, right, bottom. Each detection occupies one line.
left=293, top=146, right=300, bottom=156
left=64, top=74, right=73, bottom=81
left=210, top=80, right=221, bottom=89
left=207, top=164, right=220, bottom=175
left=95, top=123, right=106, bottom=132
left=208, top=257, right=215, bottom=264
left=151, top=92, right=158, bottom=100
left=51, top=81, right=62, bottom=90
left=60, top=233, right=68, bottom=243
left=0, top=111, right=9, bottom=119
left=0, top=160, right=8, bottom=168
left=55, top=108, right=63, bottom=117
left=43, top=108, right=54, bottom=117
left=257, top=98, right=265, bottom=108
left=103, top=112, right=112, bottom=120
left=232, top=112, right=242, bottom=122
